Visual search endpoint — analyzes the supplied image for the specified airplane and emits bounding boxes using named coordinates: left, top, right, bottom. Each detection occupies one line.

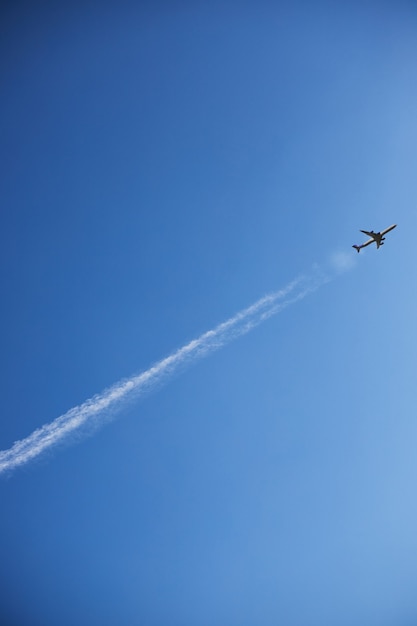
left=352, top=224, right=397, bottom=253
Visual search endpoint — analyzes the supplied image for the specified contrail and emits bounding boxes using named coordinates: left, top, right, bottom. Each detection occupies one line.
left=0, top=265, right=331, bottom=475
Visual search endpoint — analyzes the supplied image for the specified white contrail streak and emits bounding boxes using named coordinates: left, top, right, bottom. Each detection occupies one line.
left=0, top=267, right=330, bottom=475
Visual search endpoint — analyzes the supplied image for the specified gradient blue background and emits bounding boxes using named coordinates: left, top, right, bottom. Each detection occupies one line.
left=1, top=2, right=417, bottom=624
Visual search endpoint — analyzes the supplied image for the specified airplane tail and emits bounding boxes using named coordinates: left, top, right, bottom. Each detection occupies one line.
left=352, top=245, right=361, bottom=253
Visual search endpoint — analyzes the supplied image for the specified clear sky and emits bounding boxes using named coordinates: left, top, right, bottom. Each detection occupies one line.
left=1, top=1, right=417, bottom=624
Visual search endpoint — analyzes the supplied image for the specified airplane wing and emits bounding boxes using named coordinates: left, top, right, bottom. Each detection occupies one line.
left=360, top=229, right=375, bottom=237
left=380, top=224, right=397, bottom=236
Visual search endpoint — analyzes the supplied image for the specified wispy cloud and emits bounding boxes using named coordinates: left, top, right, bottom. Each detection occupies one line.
left=329, top=249, right=357, bottom=274
left=0, top=266, right=332, bottom=475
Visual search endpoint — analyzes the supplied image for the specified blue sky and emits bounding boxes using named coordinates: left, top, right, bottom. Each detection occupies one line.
left=1, top=1, right=417, bottom=624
